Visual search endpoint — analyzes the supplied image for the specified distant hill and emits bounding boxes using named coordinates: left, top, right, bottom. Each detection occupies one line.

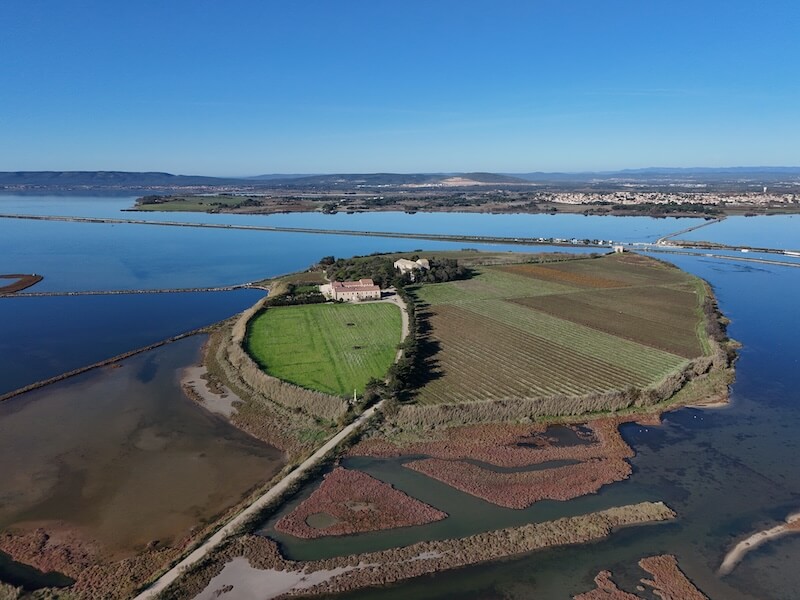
left=247, top=172, right=529, bottom=187
left=0, top=171, right=528, bottom=189
left=0, top=171, right=245, bottom=187
left=1, top=168, right=797, bottom=193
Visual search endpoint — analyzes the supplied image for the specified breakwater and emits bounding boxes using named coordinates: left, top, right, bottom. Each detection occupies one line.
left=2, top=284, right=262, bottom=298
left=0, top=327, right=210, bottom=403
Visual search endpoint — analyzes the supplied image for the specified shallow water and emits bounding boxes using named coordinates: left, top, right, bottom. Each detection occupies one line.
left=0, top=289, right=264, bottom=396
left=0, top=193, right=705, bottom=242
left=676, top=214, right=800, bottom=249
left=0, top=336, right=284, bottom=562
left=0, top=551, right=74, bottom=590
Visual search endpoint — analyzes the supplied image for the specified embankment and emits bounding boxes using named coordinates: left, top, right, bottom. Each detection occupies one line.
left=0, top=326, right=210, bottom=403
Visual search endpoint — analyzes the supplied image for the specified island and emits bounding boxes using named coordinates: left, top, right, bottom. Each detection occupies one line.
left=0, top=249, right=736, bottom=599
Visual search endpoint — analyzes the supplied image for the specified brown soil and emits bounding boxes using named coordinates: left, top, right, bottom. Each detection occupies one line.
left=496, top=263, right=627, bottom=288
left=574, top=554, right=707, bottom=600
left=274, top=467, right=446, bottom=539
left=509, top=287, right=703, bottom=358
left=0, top=274, right=43, bottom=294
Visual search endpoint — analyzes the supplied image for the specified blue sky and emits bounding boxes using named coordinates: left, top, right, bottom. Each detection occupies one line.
left=2, top=1, right=799, bottom=174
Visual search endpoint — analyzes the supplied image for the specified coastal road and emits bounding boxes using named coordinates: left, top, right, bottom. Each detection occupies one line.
left=655, top=217, right=723, bottom=244
left=132, top=398, right=386, bottom=600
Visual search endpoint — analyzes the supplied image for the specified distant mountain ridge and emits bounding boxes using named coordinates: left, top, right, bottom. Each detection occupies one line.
left=0, top=171, right=244, bottom=187
left=1, top=168, right=798, bottom=191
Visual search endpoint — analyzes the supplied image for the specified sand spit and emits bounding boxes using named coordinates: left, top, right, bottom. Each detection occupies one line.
left=274, top=467, right=447, bottom=539
left=174, top=502, right=675, bottom=600
left=182, top=364, right=239, bottom=417
left=718, top=510, right=800, bottom=576
left=575, top=554, right=707, bottom=600
left=194, top=557, right=371, bottom=600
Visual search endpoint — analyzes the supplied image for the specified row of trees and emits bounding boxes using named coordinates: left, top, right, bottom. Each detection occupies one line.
left=322, top=254, right=470, bottom=288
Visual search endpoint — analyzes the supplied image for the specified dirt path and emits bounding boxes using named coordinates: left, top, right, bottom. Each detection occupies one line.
left=373, top=290, right=410, bottom=359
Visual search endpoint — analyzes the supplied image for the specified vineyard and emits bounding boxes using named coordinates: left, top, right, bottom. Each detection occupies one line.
left=411, top=253, right=705, bottom=405
left=245, top=302, right=402, bottom=397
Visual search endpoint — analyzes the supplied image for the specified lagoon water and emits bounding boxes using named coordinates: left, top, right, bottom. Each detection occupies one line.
left=2, top=195, right=800, bottom=598
left=0, top=336, right=284, bottom=568
left=675, top=214, right=800, bottom=250
left=0, top=194, right=706, bottom=242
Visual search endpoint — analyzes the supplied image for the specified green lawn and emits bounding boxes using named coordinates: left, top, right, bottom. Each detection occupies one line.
left=246, top=302, right=402, bottom=397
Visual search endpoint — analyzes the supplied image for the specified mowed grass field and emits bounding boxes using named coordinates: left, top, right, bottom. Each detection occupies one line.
left=413, top=253, right=706, bottom=405
left=246, top=302, right=402, bottom=397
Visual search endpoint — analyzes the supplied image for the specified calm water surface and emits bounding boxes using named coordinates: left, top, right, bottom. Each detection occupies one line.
left=0, top=289, right=264, bottom=395
left=0, top=193, right=706, bottom=241
left=676, top=214, right=800, bottom=249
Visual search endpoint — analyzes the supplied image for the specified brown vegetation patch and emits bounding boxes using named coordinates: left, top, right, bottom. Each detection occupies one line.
left=405, top=457, right=631, bottom=509
left=352, top=421, right=636, bottom=508
left=350, top=420, right=633, bottom=467
left=574, top=554, right=707, bottom=600
left=0, top=274, right=43, bottom=294
left=496, top=263, right=626, bottom=288
left=274, top=467, right=446, bottom=539
left=163, top=502, right=675, bottom=599
left=0, top=525, right=179, bottom=599
left=638, top=555, right=708, bottom=600
left=574, top=570, right=639, bottom=599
